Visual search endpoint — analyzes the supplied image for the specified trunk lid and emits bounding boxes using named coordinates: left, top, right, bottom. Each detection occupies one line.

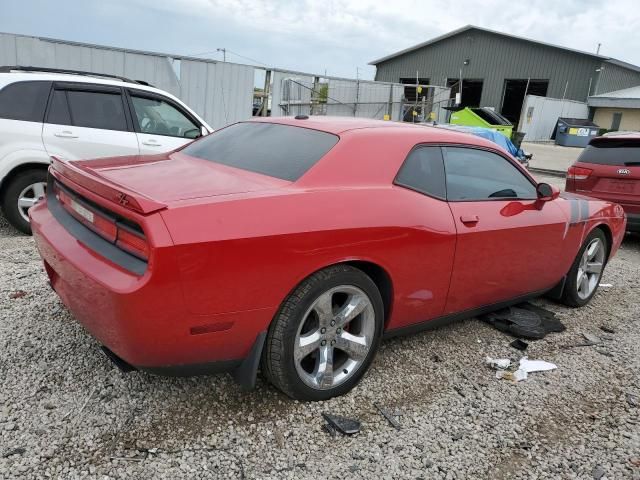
left=59, top=152, right=290, bottom=208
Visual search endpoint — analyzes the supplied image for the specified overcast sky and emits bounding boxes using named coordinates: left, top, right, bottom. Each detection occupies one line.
left=1, top=0, right=639, bottom=80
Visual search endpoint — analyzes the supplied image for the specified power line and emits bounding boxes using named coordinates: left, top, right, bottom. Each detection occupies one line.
left=186, top=48, right=268, bottom=66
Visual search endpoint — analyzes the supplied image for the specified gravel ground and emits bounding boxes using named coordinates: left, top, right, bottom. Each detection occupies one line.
left=1, top=175, right=639, bottom=479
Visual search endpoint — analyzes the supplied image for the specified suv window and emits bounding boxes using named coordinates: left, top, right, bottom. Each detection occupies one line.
left=130, top=94, right=200, bottom=139
left=395, top=146, right=446, bottom=199
left=0, top=81, right=51, bottom=122
left=66, top=90, right=128, bottom=131
left=46, top=90, right=72, bottom=125
left=578, top=140, right=640, bottom=166
left=182, top=122, right=339, bottom=181
left=443, top=147, right=536, bottom=200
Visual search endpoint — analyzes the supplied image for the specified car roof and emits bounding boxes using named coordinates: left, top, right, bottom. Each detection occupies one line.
left=0, top=70, right=170, bottom=96
left=247, top=115, right=505, bottom=151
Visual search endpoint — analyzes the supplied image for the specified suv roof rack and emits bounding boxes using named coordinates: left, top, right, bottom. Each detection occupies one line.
left=0, top=66, right=153, bottom=87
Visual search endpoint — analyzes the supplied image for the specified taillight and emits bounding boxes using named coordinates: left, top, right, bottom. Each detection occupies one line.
left=115, top=224, right=149, bottom=261
left=54, top=182, right=149, bottom=263
left=567, top=166, right=593, bottom=180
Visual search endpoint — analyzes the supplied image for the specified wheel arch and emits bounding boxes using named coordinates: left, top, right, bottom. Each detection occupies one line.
left=0, top=161, right=50, bottom=199
left=590, top=223, right=613, bottom=262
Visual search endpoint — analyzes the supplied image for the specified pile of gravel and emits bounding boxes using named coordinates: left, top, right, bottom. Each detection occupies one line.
left=1, top=213, right=639, bottom=479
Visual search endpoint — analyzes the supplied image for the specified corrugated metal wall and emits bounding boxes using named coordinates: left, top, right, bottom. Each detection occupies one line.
left=0, top=32, right=254, bottom=129
left=596, top=62, right=640, bottom=95
left=518, top=95, right=589, bottom=141
left=374, top=28, right=640, bottom=108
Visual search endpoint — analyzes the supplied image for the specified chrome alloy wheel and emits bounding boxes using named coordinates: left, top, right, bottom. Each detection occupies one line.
left=294, top=285, right=376, bottom=390
left=576, top=237, right=605, bottom=300
left=17, top=182, right=46, bottom=223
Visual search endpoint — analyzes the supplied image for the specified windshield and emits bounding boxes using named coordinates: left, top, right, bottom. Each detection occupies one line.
left=579, top=140, right=640, bottom=166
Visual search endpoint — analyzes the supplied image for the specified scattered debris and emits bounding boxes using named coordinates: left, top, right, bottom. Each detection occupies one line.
left=630, top=458, right=640, bottom=467
left=2, top=447, right=26, bottom=458
left=375, top=404, right=402, bottom=430
left=480, top=303, right=565, bottom=339
left=496, top=369, right=527, bottom=382
left=453, top=386, right=466, bottom=398
left=627, top=394, right=639, bottom=408
left=485, top=357, right=511, bottom=369
left=452, top=432, right=464, bottom=441
left=600, top=325, right=616, bottom=334
left=510, top=339, right=529, bottom=351
left=323, top=423, right=337, bottom=438
left=9, top=290, right=27, bottom=299
left=322, top=413, right=361, bottom=436
left=519, top=358, right=557, bottom=374
left=598, top=283, right=613, bottom=288
left=494, top=357, right=557, bottom=383
left=583, top=333, right=601, bottom=345
left=431, top=353, right=442, bottom=363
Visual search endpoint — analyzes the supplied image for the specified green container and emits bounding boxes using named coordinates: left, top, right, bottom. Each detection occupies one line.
left=448, top=107, right=513, bottom=138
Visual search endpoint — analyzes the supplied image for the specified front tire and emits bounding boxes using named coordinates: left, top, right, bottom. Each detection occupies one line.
left=561, top=228, right=608, bottom=307
left=1, top=169, right=48, bottom=235
left=262, top=265, right=384, bottom=401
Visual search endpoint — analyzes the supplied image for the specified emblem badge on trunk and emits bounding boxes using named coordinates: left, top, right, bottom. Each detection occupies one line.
left=617, top=168, right=631, bottom=175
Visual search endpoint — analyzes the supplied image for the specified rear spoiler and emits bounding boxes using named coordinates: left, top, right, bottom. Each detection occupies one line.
left=50, top=157, right=167, bottom=215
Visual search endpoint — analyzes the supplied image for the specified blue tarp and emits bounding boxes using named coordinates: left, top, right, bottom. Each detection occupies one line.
left=436, top=124, right=526, bottom=161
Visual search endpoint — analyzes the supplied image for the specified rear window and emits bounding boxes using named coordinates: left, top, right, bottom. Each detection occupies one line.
left=578, top=140, right=640, bottom=166
left=181, top=122, right=339, bottom=181
left=0, top=81, right=51, bottom=122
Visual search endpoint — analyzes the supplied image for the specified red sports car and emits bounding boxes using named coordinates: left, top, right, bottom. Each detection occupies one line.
left=30, top=117, right=626, bottom=401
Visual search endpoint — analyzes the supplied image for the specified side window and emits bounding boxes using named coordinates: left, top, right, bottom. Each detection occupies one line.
left=443, top=147, right=537, bottom=201
left=394, top=146, right=446, bottom=199
left=0, top=81, right=51, bottom=122
left=66, top=90, right=128, bottom=131
left=46, top=90, right=72, bottom=125
left=130, top=94, right=200, bottom=139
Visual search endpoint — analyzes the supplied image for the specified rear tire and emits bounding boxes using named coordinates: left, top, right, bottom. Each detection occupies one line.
left=561, top=228, right=608, bottom=307
left=262, top=265, right=384, bottom=401
left=1, top=169, right=47, bottom=235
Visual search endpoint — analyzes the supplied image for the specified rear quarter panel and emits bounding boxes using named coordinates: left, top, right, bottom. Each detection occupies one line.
left=161, top=185, right=458, bottom=331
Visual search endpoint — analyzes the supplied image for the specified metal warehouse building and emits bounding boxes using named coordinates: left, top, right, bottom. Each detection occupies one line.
left=371, top=25, right=640, bottom=125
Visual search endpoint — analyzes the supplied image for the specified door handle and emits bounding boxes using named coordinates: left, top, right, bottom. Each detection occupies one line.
left=142, top=139, right=161, bottom=146
left=460, top=215, right=479, bottom=225
left=54, top=130, right=78, bottom=138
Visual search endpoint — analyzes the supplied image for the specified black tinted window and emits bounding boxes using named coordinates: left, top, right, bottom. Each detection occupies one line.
left=0, top=81, right=51, bottom=122
left=578, top=141, right=640, bottom=166
left=66, top=90, right=127, bottom=131
left=46, top=90, right=71, bottom=125
left=395, top=146, right=446, bottom=199
left=182, top=122, right=339, bottom=181
left=444, top=147, right=536, bottom=200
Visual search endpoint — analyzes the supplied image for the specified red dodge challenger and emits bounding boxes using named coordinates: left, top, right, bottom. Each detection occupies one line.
left=30, top=116, right=626, bottom=401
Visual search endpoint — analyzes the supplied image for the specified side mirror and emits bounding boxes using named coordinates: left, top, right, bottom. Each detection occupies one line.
left=536, top=183, right=560, bottom=201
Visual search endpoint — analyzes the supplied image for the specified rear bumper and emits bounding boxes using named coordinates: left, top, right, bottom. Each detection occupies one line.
left=29, top=198, right=271, bottom=384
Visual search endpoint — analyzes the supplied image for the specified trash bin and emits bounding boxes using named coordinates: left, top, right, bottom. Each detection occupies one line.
left=554, top=118, right=599, bottom=147
left=445, top=106, right=513, bottom=138
left=511, top=131, right=526, bottom=149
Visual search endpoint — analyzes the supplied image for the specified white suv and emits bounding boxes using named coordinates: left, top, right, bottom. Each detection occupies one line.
left=0, top=66, right=212, bottom=233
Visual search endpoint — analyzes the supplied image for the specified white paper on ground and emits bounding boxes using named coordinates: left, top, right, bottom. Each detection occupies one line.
left=486, top=357, right=511, bottom=369
left=519, top=357, right=557, bottom=373
left=495, top=369, right=528, bottom=382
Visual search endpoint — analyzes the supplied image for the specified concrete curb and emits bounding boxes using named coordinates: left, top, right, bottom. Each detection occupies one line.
left=529, top=167, right=566, bottom=178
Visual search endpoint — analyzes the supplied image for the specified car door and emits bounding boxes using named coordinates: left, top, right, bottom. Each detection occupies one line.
left=393, top=145, right=457, bottom=324
left=442, top=146, right=568, bottom=314
left=127, top=90, right=203, bottom=155
left=42, top=83, right=139, bottom=161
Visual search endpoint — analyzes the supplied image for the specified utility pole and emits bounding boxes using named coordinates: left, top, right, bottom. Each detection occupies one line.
left=596, top=43, right=601, bottom=55
left=217, top=48, right=226, bottom=62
